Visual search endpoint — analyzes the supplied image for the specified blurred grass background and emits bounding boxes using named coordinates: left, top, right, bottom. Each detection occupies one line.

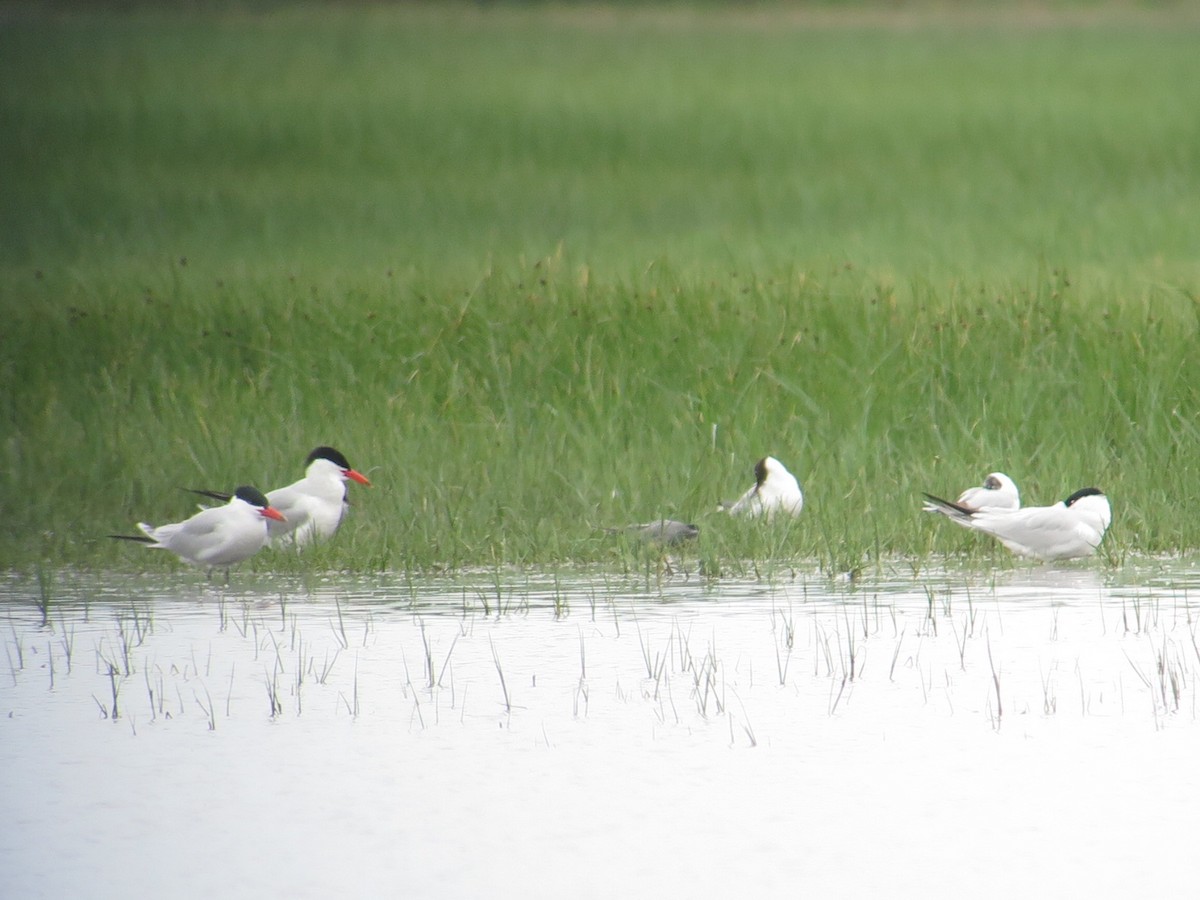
left=2, top=2, right=1199, bottom=572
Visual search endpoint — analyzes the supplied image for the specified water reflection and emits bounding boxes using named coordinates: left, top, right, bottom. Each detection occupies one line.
left=2, top=561, right=1199, bottom=897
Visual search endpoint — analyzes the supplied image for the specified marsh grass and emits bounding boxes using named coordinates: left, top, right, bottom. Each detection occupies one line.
left=35, top=565, right=52, bottom=626
left=11, top=261, right=1199, bottom=571
left=2, top=4, right=1200, bottom=573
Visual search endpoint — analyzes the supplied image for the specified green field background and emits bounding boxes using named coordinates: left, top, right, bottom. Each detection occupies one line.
left=2, top=2, right=1199, bottom=572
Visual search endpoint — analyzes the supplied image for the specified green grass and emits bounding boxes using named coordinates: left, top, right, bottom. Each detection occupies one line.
left=2, top=2, right=1200, bottom=573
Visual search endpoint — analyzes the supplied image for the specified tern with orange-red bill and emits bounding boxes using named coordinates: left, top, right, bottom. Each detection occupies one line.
left=110, top=485, right=285, bottom=572
left=188, top=446, right=370, bottom=547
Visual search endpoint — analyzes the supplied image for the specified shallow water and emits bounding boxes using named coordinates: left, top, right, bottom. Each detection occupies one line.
left=2, top=561, right=1199, bottom=898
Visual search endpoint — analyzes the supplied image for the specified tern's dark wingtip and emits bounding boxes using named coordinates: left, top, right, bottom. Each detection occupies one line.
left=182, top=487, right=232, bottom=503
left=108, top=533, right=155, bottom=544
left=922, top=492, right=975, bottom=516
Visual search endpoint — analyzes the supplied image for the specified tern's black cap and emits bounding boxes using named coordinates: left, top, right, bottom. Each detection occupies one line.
left=1064, top=487, right=1104, bottom=506
left=233, top=485, right=271, bottom=509
left=307, top=446, right=352, bottom=470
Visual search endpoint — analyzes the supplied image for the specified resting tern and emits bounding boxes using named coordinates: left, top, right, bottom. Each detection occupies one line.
left=725, top=456, right=804, bottom=520
left=922, top=472, right=1020, bottom=514
left=189, top=446, right=371, bottom=547
left=922, top=487, right=1111, bottom=561
left=110, top=486, right=285, bottom=570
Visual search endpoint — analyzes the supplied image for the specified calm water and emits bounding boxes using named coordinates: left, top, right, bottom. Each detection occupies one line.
left=2, top=561, right=1199, bottom=898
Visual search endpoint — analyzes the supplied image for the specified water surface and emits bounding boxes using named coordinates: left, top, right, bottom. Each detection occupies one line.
left=2, top=561, right=1198, bottom=898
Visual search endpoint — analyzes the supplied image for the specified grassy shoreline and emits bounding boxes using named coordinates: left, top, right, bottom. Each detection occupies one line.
left=3, top=4, right=1199, bottom=572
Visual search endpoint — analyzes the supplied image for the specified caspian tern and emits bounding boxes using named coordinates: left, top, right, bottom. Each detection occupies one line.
left=725, top=456, right=804, bottom=519
left=110, top=485, right=285, bottom=571
left=922, top=487, right=1111, bottom=561
left=189, top=446, right=371, bottom=548
left=610, top=520, right=700, bottom=545
left=922, top=472, right=1020, bottom=514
